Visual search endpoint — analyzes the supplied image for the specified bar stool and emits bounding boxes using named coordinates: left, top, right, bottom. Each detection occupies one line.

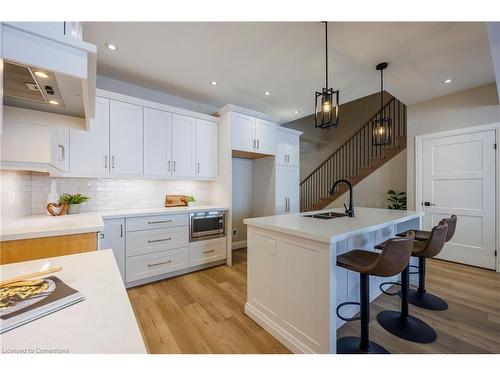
left=336, top=232, right=415, bottom=354
left=396, top=215, right=457, bottom=311
left=374, top=222, right=448, bottom=343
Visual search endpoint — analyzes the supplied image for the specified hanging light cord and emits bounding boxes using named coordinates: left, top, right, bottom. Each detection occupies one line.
left=380, top=67, right=384, bottom=114
left=324, top=21, right=328, bottom=89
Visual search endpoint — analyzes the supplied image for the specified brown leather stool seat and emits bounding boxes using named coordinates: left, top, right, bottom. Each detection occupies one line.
left=336, top=233, right=414, bottom=354
left=395, top=215, right=457, bottom=243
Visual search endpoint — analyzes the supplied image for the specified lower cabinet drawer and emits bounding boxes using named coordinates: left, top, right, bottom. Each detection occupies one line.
left=189, top=237, right=226, bottom=266
left=126, top=247, right=188, bottom=283
left=126, top=226, right=188, bottom=257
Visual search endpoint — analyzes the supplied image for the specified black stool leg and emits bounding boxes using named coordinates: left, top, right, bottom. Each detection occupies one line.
left=337, top=273, right=389, bottom=354
left=408, top=257, right=448, bottom=311
left=377, top=265, right=437, bottom=344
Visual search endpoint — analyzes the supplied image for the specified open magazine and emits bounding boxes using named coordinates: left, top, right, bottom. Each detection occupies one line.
left=0, top=276, right=84, bottom=334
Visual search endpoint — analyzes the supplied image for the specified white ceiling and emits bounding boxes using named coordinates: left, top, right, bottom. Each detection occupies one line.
left=83, top=22, right=495, bottom=122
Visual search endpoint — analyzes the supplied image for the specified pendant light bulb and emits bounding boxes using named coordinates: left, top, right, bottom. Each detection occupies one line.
left=323, top=101, right=331, bottom=113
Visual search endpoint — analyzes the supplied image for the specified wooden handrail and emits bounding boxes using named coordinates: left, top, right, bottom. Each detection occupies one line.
left=300, top=96, right=397, bottom=185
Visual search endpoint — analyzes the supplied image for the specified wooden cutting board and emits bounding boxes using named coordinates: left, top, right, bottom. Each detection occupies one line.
left=165, top=195, right=187, bottom=207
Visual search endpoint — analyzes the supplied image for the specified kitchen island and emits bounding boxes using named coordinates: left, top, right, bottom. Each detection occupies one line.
left=243, top=207, right=423, bottom=354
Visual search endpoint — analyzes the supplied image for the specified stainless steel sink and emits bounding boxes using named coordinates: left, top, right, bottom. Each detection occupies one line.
left=303, top=211, right=348, bottom=220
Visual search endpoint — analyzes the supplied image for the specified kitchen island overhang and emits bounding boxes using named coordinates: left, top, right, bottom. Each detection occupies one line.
left=243, top=207, right=424, bottom=354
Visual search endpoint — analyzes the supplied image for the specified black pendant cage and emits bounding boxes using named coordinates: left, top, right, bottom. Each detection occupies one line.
left=372, top=116, right=392, bottom=146
left=315, top=87, right=340, bottom=129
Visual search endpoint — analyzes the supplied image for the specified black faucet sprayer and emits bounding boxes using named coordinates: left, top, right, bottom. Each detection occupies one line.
left=330, top=179, right=355, bottom=217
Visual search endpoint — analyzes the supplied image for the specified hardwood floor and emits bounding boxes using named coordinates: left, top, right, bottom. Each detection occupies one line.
left=127, top=249, right=290, bottom=353
left=128, top=249, right=500, bottom=354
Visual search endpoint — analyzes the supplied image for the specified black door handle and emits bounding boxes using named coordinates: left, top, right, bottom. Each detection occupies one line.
left=423, top=202, right=436, bottom=207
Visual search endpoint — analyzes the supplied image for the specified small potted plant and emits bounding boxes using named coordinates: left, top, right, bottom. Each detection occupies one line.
left=387, top=190, right=407, bottom=210
left=186, top=195, right=197, bottom=207
left=58, top=193, right=90, bottom=214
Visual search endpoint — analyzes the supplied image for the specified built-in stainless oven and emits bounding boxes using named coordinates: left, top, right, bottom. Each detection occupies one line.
left=189, top=210, right=225, bottom=241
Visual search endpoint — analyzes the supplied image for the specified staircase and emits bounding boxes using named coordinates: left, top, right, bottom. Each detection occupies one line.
left=300, top=97, right=407, bottom=211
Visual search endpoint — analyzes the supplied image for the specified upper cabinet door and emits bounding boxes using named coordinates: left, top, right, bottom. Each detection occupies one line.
left=275, top=130, right=286, bottom=166
left=286, top=133, right=300, bottom=167
left=50, top=127, right=70, bottom=172
left=109, top=100, right=144, bottom=175
left=255, top=118, right=276, bottom=155
left=231, top=112, right=255, bottom=152
left=144, top=108, right=172, bottom=177
left=70, top=96, right=110, bottom=174
left=171, top=114, right=196, bottom=177
left=196, top=119, right=218, bottom=179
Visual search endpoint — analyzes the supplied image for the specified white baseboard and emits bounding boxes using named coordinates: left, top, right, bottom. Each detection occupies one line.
left=232, top=240, right=247, bottom=250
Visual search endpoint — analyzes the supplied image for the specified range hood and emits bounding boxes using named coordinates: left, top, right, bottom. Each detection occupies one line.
left=1, top=22, right=97, bottom=129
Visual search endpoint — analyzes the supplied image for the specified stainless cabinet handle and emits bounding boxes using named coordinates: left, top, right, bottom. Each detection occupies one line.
left=105, top=155, right=108, bottom=169
left=58, top=144, right=65, bottom=161
left=148, top=260, right=172, bottom=267
left=257, top=139, right=260, bottom=149
left=173, top=161, right=176, bottom=172
left=99, top=233, right=105, bottom=239
left=168, top=161, right=171, bottom=172
left=202, top=249, right=216, bottom=254
left=253, top=139, right=256, bottom=149
left=148, top=220, right=172, bottom=224
left=120, top=224, right=123, bottom=238
left=111, top=156, right=115, bottom=169
left=197, top=162, right=200, bottom=174
left=148, top=237, right=172, bottom=243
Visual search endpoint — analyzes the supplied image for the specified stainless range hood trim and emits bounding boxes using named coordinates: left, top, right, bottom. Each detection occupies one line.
left=1, top=23, right=96, bottom=129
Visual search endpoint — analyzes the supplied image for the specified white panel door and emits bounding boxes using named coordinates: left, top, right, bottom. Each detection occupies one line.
left=109, top=100, right=144, bottom=175
left=195, top=119, right=217, bottom=179
left=144, top=108, right=172, bottom=177
left=99, top=219, right=126, bottom=282
left=231, top=112, right=255, bottom=152
left=286, top=133, right=301, bottom=167
left=171, top=113, right=196, bottom=177
left=286, top=166, right=300, bottom=213
left=255, top=118, right=276, bottom=155
left=422, top=130, right=496, bottom=269
left=70, top=96, right=110, bottom=174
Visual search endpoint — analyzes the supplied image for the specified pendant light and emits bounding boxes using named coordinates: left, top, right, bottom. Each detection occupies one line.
left=315, top=21, right=340, bottom=129
left=372, top=62, right=392, bottom=146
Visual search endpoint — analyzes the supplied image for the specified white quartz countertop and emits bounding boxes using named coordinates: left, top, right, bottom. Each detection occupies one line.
left=244, top=207, right=424, bottom=243
left=0, top=250, right=147, bottom=354
left=0, top=205, right=228, bottom=241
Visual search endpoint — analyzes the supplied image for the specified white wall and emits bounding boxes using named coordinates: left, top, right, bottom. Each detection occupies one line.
left=231, top=158, right=253, bottom=245
left=406, top=83, right=500, bottom=209
left=328, top=150, right=407, bottom=210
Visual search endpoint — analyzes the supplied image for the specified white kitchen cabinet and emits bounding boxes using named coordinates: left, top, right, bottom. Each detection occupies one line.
left=276, top=128, right=301, bottom=167
left=144, top=108, right=172, bottom=177
left=99, top=218, right=126, bottom=281
left=171, top=114, right=196, bottom=177
left=109, top=100, right=143, bottom=175
left=255, top=118, right=276, bottom=155
left=276, top=165, right=300, bottom=214
left=231, top=112, right=255, bottom=152
left=231, top=111, right=276, bottom=156
left=0, top=121, right=69, bottom=172
left=196, top=119, right=218, bottom=178
left=70, top=96, right=110, bottom=174
left=50, top=127, right=70, bottom=171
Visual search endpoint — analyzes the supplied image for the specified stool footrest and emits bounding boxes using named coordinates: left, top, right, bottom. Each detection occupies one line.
left=336, top=301, right=361, bottom=322
left=379, top=281, right=401, bottom=296
left=408, top=264, right=419, bottom=275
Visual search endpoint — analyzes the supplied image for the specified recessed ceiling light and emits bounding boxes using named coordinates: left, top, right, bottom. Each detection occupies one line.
left=294, top=110, right=300, bottom=114
left=104, top=42, right=118, bottom=51
left=264, top=91, right=271, bottom=96
left=48, top=100, right=59, bottom=105
left=34, top=71, right=49, bottom=79
left=443, top=78, right=455, bottom=84
left=210, top=81, right=217, bottom=86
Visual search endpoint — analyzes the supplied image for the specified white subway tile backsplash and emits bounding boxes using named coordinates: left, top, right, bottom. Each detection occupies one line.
left=1, top=170, right=217, bottom=221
